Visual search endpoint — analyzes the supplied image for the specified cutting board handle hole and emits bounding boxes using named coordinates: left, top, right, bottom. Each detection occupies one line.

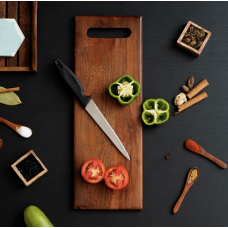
left=87, top=28, right=131, bottom=38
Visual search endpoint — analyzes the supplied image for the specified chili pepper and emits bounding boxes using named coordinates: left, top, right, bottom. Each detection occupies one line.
left=108, top=75, right=141, bottom=105
left=141, top=98, right=170, bottom=125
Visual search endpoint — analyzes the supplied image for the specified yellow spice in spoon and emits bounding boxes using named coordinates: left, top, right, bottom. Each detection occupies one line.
left=189, top=169, right=198, bottom=181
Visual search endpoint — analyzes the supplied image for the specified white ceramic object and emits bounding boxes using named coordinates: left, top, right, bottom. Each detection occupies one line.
left=0, top=19, right=25, bottom=57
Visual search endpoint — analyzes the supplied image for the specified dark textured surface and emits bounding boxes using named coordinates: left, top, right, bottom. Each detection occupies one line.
left=0, top=1, right=228, bottom=226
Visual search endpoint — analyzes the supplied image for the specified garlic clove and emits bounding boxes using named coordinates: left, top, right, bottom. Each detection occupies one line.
left=174, top=93, right=187, bottom=106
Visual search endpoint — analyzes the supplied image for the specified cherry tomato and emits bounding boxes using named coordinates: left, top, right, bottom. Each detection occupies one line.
left=81, top=158, right=106, bottom=184
left=104, top=165, right=129, bottom=190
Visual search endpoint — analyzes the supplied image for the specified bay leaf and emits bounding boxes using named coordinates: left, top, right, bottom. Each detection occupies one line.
left=200, top=29, right=205, bottom=37
left=189, top=40, right=197, bottom=47
left=0, top=86, right=22, bottom=105
left=182, top=37, right=191, bottom=44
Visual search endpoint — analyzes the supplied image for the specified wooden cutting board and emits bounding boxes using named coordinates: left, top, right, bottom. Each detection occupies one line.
left=74, top=16, right=143, bottom=210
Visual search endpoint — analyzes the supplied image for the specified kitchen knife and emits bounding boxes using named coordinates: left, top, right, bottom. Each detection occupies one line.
left=54, top=58, right=130, bottom=160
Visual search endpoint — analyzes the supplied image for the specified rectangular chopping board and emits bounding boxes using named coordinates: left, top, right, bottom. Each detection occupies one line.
left=74, top=16, right=143, bottom=210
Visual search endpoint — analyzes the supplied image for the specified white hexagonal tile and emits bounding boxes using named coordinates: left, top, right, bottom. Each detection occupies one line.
left=0, top=19, right=25, bottom=57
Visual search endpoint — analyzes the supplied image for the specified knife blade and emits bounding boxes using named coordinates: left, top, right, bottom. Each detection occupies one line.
left=54, top=58, right=130, bottom=160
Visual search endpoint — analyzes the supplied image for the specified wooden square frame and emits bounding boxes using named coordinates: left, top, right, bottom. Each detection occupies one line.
left=0, top=1, right=37, bottom=72
left=177, top=21, right=211, bottom=57
left=11, top=150, right=48, bottom=186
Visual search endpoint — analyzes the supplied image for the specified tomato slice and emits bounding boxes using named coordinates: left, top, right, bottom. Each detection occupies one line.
left=81, top=158, right=106, bottom=184
left=104, top=165, right=129, bottom=190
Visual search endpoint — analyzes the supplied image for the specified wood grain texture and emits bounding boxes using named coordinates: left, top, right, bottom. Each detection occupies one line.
left=0, top=1, right=6, bottom=67
left=0, top=1, right=37, bottom=72
left=74, top=16, right=143, bottom=210
left=6, top=1, right=18, bottom=67
left=31, top=1, right=37, bottom=72
left=19, top=1, right=30, bottom=66
left=0, top=66, right=32, bottom=72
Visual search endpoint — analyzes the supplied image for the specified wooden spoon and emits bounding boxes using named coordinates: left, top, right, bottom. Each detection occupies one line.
left=0, top=117, right=33, bottom=138
left=185, top=139, right=227, bottom=169
left=173, top=167, right=199, bottom=214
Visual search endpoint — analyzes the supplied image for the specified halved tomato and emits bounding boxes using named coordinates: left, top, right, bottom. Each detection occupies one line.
left=81, top=158, right=106, bottom=184
left=104, top=165, right=129, bottom=190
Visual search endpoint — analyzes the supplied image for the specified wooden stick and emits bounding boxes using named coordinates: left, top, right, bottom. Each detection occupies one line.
left=19, top=1, right=30, bottom=66
left=174, top=92, right=208, bottom=114
left=0, top=87, right=20, bottom=93
left=187, top=79, right=209, bottom=99
left=32, top=1, right=38, bottom=72
left=0, top=1, right=6, bottom=67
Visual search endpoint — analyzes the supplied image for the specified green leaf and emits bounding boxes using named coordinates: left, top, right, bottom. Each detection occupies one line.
left=200, top=29, right=205, bottom=37
left=0, top=86, right=22, bottom=105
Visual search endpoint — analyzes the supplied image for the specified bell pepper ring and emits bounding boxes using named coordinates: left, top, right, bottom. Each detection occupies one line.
left=141, top=98, right=170, bottom=125
left=109, top=75, right=141, bottom=105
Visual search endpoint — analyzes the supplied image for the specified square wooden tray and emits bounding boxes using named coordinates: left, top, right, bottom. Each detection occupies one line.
left=0, top=1, right=37, bottom=72
left=11, top=150, right=48, bottom=186
left=177, top=21, right=211, bottom=57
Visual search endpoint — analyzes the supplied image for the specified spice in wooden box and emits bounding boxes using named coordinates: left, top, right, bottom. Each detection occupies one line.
left=16, top=154, right=44, bottom=182
left=182, top=25, right=206, bottom=50
left=177, top=21, right=211, bottom=57
left=11, top=150, right=48, bottom=186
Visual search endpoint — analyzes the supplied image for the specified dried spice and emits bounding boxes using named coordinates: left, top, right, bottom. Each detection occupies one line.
left=0, top=139, right=2, bottom=149
left=174, top=93, right=187, bottom=106
left=187, top=79, right=209, bottom=99
left=16, top=154, right=44, bottom=182
left=175, top=92, right=208, bottom=114
left=182, top=25, right=206, bottom=50
left=0, top=86, right=22, bottom=106
left=189, top=169, right=198, bottom=181
left=165, top=152, right=171, bottom=159
left=187, top=76, right=194, bottom=89
left=181, top=85, right=190, bottom=93
left=185, top=139, right=201, bottom=153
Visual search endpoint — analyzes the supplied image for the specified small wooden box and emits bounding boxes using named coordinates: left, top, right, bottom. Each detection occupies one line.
left=177, top=21, right=211, bottom=57
left=11, top=150, right=48, bottom=186
left=0, top=1, right=37, bottom=72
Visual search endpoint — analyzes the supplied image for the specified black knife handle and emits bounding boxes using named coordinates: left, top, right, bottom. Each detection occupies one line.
left=54, top=58, right=91, bottom=108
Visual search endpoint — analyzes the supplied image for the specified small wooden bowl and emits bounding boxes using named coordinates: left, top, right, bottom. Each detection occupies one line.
left=11, top=150, right=48, bottom=186
left=177, top=21, right=211, bottom=57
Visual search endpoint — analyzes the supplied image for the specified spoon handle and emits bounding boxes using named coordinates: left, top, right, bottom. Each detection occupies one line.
left=0, top=117, right=17, bottom=130
left=200, top=147, right=227, bottom=169
left=173, top=186, right=189, bottom=214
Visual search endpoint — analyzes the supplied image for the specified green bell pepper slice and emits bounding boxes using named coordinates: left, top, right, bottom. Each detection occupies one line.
left=109, top=75, right=141, bottom=105
left=142, top=98, right=170, bottom=125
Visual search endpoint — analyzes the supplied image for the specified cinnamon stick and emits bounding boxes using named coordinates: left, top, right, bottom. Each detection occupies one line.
left=187, top=79, right=209, bottom=99
left=174, top=92, right=208, bottom=114
left=0, top=87, right=20, bottom=94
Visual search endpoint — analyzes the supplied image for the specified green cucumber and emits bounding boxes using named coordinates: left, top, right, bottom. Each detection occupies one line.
left=24, top=205, right=54, bottom=227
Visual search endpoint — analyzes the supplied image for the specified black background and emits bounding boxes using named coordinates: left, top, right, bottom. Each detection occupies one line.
left=1, top=1, right=228, bottom=227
